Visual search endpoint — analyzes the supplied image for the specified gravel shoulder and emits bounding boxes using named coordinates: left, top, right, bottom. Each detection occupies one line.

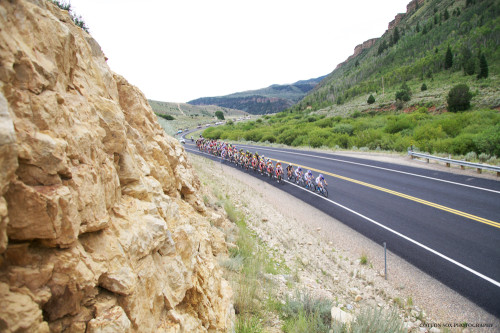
left=189, top=151, right=499, bottom=332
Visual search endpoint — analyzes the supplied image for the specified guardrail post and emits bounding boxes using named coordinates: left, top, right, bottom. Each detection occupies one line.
left=477, top=168, right=482, bottom=174
left=383, top=242, right=387, bottom=280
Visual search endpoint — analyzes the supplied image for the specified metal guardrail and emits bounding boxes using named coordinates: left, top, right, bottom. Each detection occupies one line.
left=407, top=150, right=500, bottom=176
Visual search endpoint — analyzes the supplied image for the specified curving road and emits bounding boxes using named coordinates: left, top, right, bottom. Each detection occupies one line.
left=181, top=136, right=500, bottom=317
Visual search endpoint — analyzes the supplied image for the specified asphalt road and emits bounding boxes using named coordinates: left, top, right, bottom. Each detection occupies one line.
left=180, top=134, right=500, bottom=317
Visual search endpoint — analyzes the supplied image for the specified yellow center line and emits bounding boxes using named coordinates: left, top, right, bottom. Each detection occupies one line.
left=271, top=158, right=500, bottom=229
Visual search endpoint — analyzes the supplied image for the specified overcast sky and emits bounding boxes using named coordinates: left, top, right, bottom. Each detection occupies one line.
left=69, top=0, right=409, bottom=103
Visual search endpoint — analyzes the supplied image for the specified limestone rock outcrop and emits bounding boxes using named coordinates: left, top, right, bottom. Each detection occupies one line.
left=0, top=1, right=233, bottom=332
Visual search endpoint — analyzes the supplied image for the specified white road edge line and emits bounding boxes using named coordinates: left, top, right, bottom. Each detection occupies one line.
left=234, top=144, right=500, bottom=194
left=186, top=146, right=500, bottom=288
left=283, top=179, right=500, bottom=288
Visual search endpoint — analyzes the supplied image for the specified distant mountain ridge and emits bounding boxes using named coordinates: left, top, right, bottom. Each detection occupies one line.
left=188, top=76, right=326, bottom=114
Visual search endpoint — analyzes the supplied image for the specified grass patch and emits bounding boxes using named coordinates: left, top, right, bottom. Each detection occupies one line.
left=330, top=307, right=405, bottom=333
left=281, top=291, right=333, bottom=333
left=393, top=297, right=404, bottom=309
left=359, top=252, right=368, bottom=265
left=235, top=315, right=263, bottom=333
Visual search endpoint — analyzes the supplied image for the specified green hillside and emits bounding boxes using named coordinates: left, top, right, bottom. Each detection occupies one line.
left=201, top=0, right=500, bottom=161
left=295, top=0, right=499, bottom=113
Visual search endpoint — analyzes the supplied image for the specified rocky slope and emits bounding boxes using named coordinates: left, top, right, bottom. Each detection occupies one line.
left=0, top=1, right=233, bottom=332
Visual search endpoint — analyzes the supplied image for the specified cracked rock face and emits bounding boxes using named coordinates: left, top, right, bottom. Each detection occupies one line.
left=0, top=1, right=233, bottom=332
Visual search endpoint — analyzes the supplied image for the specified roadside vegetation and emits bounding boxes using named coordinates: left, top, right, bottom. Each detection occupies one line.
left=202, top=107, right=500, bottom=162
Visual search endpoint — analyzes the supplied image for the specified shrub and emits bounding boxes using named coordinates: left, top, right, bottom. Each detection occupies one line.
left=444, top=45, right=453, bottom=69
left=261, top=134, right=276, bottom=143
left=281, top=291, right=332, bottom=333
left=421, top=83, right=427, bottom=91
left=243, top=129, right=263, bottom=142
left=156, top=113, right=175, bottom=120
left=50, top=0, right=89, bottom=32
left=332, top=123, right=354, bottom=136
left=385, top=116, right=415, bottom=134
left=346, top=307, right=404, bottom=333
left=478, top=153, right=490, bottom=162
left=367, top=94, right=376, bottom=104
left=473, top=125, right=500, bottom=156
left=215, top=111, right=225, bottom=120
left=464, top=151, right=477, bottom=161
left=447, top=84, right=472, bottom=112
left=477, top=53, right=488, bottom=79
left=360, top=253, right=368, bottom=265
left=395, top=82, right=411, bottom=102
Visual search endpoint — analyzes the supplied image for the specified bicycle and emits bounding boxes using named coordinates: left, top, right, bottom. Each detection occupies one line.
left=275, top=168, right=283, bottom=184
left=296, top=175, right=305, bottom=187
left=316, top=183, right=328, bottom=197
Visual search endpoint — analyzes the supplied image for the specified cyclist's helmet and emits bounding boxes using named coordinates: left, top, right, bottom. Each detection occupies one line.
left=297, top=167, right=302, bottom=171
left=320, top=174, right=324, bottom=180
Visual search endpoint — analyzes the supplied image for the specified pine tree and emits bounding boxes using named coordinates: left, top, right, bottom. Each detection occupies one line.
left=461, top=47, right=475, bottom=75
left=367, top=94, right=375, bottom=104
left=416, top=22, right=420, bottom=33
left=393, top=27, right=400, bottom=45
left=477, top=53, right=488, bottom=79
left=444, top=9, right=449, bottom=20
left=444, top=45, right=453, bottom=69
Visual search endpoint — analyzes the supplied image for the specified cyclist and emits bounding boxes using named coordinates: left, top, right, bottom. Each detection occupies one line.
left=266, top=159, right=274, bottom=176
left=316, top=173, right=328, bottom=191
left=275, top=161, right=283, bottom=179
left=294, top=166, right=303, bottom=180
left=304, top=170, right=314, bottom=188
left=286, top=164, right=294, bottom=179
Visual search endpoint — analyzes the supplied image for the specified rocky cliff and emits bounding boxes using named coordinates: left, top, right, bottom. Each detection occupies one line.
left=335, top=38, right=379, bottom=70
left=0, top=1, right=233, bottom=332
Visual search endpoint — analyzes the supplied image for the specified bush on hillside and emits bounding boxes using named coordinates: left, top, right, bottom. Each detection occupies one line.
left=477, top=53, right=489, bottom=79
left=50, top=0, right=89, bottom=32
left=395, top=82, right=412, bottom=102
left=215, top=111, right=225, bottom=120
left=367, top=94, right=376, bottom=104
left=421, top=83, right=427, bottom=91
left=447, top=84, right=472, bottom=112
left=156, top=113, right=174, bottom=120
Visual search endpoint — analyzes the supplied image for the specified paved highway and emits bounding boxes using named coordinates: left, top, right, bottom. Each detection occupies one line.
left=181, top=136, right=500, bottom=317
